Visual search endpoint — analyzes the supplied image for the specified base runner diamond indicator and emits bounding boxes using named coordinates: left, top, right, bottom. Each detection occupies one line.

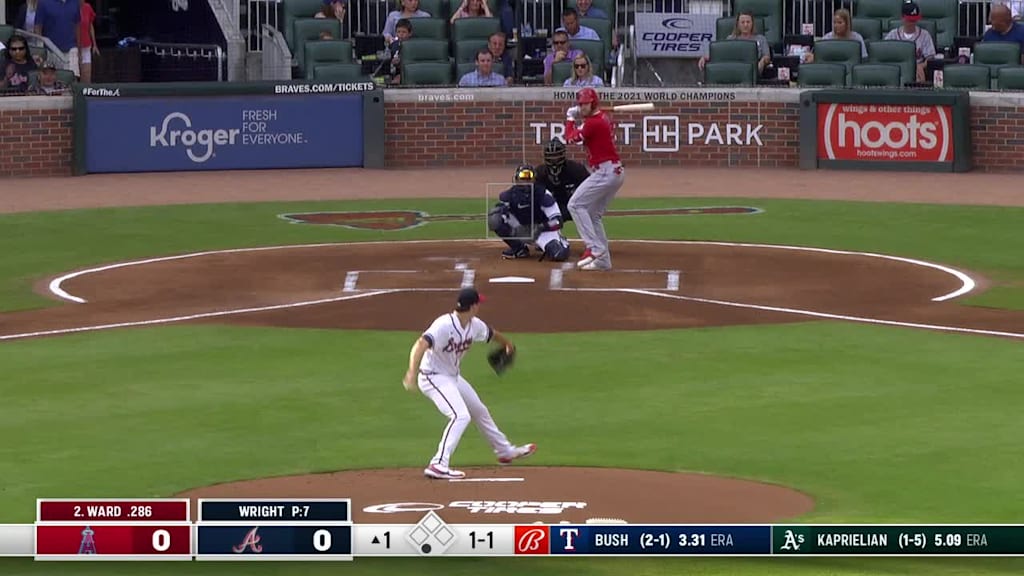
left=405, top=512, right=457, bottom=556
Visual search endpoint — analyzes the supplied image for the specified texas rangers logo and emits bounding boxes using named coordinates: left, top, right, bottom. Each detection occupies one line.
left=442, top=337, right=472, bottom=354
left=780, top=530, right=805, bottom=551
left=232, top=527, right=264, bottom=553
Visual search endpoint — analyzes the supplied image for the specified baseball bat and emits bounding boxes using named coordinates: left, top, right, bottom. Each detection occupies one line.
left=611, top=103, right=655, bottom=112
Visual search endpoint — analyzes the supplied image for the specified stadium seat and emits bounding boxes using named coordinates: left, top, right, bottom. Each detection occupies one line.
left=715, top=16, right=767, bottom=42
left=851, top=18, right=883, bottom=42
left=452, top=17, right=501, bottom=42
left=417, top=0, right=447, bottom=20
left=709, top=39, right=759, bottom=64
left=292, top=18, right=342, bottom=75
left=851, top=63, right=901, bottom=86
left=581, top=17, right=614, bottom=61
left=408, top=17, right=449, bottom=40
left=313, top=62, right=370, bottom=82
left=455, top=40, right=489, bottom=63
left=797, top=63, right=847, bottom=87
left=283, top=0, right=326, bottom=49
left=940, top=63, right=991, bottom=89
left=572, top=39, right=606, bottom=76
left=866, top=39, right=916, bottom=85
left=568, top=0, right=615, bottom=20
left=915, top=0, right=958, bottom=52
left=854, top=0, right=902, bottom=32
left=0, top=24, right=14, bottom=44
left=997, top=66, right=1024, bottom=90
left=398, top=38, right=451, bottom=64
left=552, top=60, right=573, bottom=85
left=402, top=61, right=454, bottom=85
left=304, top=40, right=353, bottom=79
left=885, top=19, right=937, bottom=46
left=973, top=41, right=1023, bottom=88
left=456, top=61, right=478, bottom=81
left=812, top=39, right=863, bottom=82
left=734, top=0, right=783, bottom=47
left=28, top=69, right=76, bottom=87
left=704, top=62, right=757, bottom=86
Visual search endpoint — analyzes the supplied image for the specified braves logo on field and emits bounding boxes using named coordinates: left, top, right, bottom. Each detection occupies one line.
left=818, top=103, right=953, bottom=162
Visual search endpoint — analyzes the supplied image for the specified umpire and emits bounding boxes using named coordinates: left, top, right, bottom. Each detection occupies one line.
left=534, top=139, right=590, bottom=221
left=487, top=164, right=571, bottom=261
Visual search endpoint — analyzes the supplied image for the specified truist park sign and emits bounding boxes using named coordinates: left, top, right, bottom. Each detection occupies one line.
left=799, top=90, right=972, bottom=172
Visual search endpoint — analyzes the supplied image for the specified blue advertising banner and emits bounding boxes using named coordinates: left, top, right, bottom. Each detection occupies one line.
left=84, top=94, right=364, bottom=173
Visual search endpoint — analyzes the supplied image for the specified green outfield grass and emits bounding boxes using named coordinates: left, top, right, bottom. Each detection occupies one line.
left=1, top=197, right=1023, bottom=575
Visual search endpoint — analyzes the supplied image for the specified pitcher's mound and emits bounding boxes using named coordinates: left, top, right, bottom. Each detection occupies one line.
left=177, top=466, right=814, bottom=524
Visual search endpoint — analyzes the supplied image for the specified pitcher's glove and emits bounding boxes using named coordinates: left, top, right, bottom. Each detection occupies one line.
left=487, top=346, right=516, bottom=375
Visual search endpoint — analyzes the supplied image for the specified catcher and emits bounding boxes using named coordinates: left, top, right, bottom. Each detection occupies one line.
left=487, top=164, right=571, bottom=261
left=534, top=138, right=590, bottom=220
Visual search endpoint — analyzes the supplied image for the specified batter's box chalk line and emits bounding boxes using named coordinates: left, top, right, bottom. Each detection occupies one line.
left=550, top=267, right=682, bottom=292
left=341, top=266, right=479, bottom=293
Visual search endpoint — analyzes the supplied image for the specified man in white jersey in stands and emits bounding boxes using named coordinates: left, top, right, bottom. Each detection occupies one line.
left=402, top=288, right=537, bottom=479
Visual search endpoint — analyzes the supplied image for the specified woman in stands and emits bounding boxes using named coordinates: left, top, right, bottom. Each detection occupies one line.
left=564, top=53, right=603, bottom=87
left=806, top=9, right=867, bottom=61
left=450, top=0, right=493, bottom=24
left=697, top=11, right=772, bottom=75
left=0, top=35, right=38, bottom=95
left=382, top=0, right=432, bottom=45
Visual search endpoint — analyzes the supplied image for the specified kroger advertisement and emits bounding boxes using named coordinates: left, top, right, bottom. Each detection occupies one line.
left=84, top=94, right=364, bottom=173
left=634, top=13, right=717, bottom=58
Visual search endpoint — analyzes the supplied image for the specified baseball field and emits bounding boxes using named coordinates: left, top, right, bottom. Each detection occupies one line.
left=1, top=167, right=1023, bottom=575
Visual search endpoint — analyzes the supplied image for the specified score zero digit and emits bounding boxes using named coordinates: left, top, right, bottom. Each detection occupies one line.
left=313, top=529, right=332, bottom=552
left=152, top=529, right=171, bottom=552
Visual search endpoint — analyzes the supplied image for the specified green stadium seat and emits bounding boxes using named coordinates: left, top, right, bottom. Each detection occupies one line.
left=417, top=0, right=447, bottom=20
left=855, top=0, right=903, bottom=32
left=283, top=0, right=326, bottom=49
left=452, top=17, right=501, bottom=42
left=866, top=39, right=916, bottom=85
left=313, top=63, right=371, bottom=82
left=455, top=39, right=489, bottom=64
left=402, top=61, right=454, bottom=85
left=408, top=17, right=448, bottom=40
left=304, top=40, right=353, bottom=79
left=851, top=63, right=901, bottom=86
left=940, top=63, right=991, bottom=89
left=552, top=60, right=573, bottom=85
left=292, top=18, right=342, bottom=75
left=797, top=63, right=848, bottom=87
left=997, top=66, right=1024, bottom=90
left=734, top=0, right=782, bottom=47
left=813, top=39, right=863, bottom=83
left=0, top=24, right=14, bottom=44
left=581, top=17, right=613, bottom=64
left=709, top=39, right=759, bottom=64
left=973, top=41, right=1023, bottom=88
left=915, top=0, right=958, bottom=52
left=399, top=38, right=451, bottom=64
left=716, top=16, right=767, bottom=42
left=851, top=18, right=883, bottom=42
left=571, top=39, right=605, bottom=76
left=703, top=62, right=757, bottom=86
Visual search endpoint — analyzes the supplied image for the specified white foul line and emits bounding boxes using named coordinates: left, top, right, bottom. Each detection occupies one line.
left=0, top=290, right=396, bottom=342
left=447, top=478, right=524, bottom=483
left=621, top=289, right=1024, bottom=340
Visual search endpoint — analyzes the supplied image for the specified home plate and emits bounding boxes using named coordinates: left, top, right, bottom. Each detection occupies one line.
left=489, top=276, right=536, bottom=284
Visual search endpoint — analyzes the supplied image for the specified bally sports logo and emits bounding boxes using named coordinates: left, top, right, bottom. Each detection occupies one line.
left=817, top=103, right=953, bottom=162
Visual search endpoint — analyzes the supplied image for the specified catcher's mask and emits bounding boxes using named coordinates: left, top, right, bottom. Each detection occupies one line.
left=514, top=164, right=536, bottom=184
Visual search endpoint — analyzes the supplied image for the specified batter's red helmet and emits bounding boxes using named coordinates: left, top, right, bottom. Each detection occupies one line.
left=576, top=87, right=599, bottom=106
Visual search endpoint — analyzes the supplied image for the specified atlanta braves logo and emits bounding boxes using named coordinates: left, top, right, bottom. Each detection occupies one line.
left=441, top=337, right=472, bottom=354
left=232, top=527, right=264, bottom=553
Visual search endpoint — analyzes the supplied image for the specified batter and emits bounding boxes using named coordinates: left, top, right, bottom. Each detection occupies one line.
left=402, top=288, right=537, bottom=480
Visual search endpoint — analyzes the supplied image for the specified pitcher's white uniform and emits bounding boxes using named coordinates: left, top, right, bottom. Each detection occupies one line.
left=418, top=312, right=515, bottom=470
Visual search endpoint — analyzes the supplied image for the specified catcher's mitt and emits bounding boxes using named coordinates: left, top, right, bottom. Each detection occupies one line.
left=487, top=346, right=516, bottom=375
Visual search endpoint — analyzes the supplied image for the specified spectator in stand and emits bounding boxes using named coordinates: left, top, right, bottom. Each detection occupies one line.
left=35, top=0, right=81, bottom=79
left=450, top=0, right=492, bottom=24
left=78, top=0, right=99, bottom=84
left=575, top=0, right=608, bottom=19
left=698, top=11, right=771, bottom=75
left=556, top=8, right=600, bottom=41
left=807, top=9, right=867, bottom=61
left=458, top=48, right=507, bottom=86
left=316, top=0, right=347, bottom=23
left=0, top=35, right=38, bottom=94
left=387, top=18, right=413, bottom=85
left=488, top=32, right=514, bottom=84
left=884, top=0, right=935, bottom=82
left=983, top=4, right=1024, bottom=62
left=30, top=61, right=68, bottom=94
left=16, top=0, right=41, bottom=32
left=564, top=52, right=603, bottom=86
left=544, top=30, right=582, bottom=85
left=382, top=0, right=431, bottom=45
